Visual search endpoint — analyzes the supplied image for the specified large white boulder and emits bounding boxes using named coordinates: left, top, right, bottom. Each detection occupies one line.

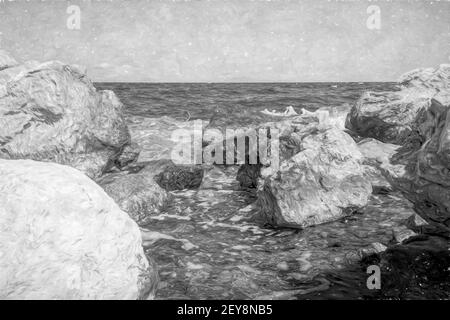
left=0, top=159, right=158, bottom=300
left=346, top=65, right=450, bottom=145
left=0, top=52, right=136, bottom=179
left=257, top=127, right=372, bottom=228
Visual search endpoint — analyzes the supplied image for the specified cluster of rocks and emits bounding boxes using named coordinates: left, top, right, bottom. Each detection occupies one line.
left=346, top=64, right=450, bottom=234
left=346, top=65, right=450, bottom=298
left=228, top=64, right=449, bottom=298
left=230, top=64, right=450, bottom=236
left=229, top=109, right=373, bottom=228
left=0, top=51, right=204, bottom=299
left=1, top=47, right=448, bottom=299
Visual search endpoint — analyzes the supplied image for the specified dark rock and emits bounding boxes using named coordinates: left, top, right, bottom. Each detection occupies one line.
left=363, top=236, right=450, bottom=299
left=115, top=142, right=141, bottom=169
left=237, top=164, right=262, bottom=189
left=154, top=163, right=204, bottom=191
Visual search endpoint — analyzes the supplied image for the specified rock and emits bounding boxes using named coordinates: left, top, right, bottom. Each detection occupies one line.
left=276, top=262, right=289, bottom=271
left=357, top=242, right=388, bottom=259
left=0, top=159, right=158, bottom=299
left=154, top=163, right=204, bottom=191
left=345, top=89, right=431, bottom=145
left=236, top=164, right=262, bottom=189
left=361, top=165, right=393, bottom=194
left=144, top=160, right=203, bottom=191
left=0, top=55, right=133, bottom=179
left=0, top=50, right=18, bottom=70
left=399, top=64, right=450, bottom=90
left=98, top=160, right=203, bottom=225
left=405, top=213, right=429, bottom=232
left=379, top=106, right=450, bottom=228
left=363, top=236, right=450, bottom=299
left=357, top=138, right=400, bottom=192
left=370, top=242, right=388, bottom=253
left=257, top=127, right=372, bottom=228
left=357, top=138, right=400, bottom=164
left=345, top=65, right=450, bottom=145
left=97, top=162, right=170, bottom=227
left=392, top=226, right=418, bottom=244
left=347, top=64, right=450, bottom=246
left=114, top=142, right=141, bottom=169
left=136, top=159, right=203, bottom=191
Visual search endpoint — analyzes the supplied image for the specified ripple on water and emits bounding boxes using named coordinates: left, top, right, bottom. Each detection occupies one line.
left=141, top=164, right=419, bottom=300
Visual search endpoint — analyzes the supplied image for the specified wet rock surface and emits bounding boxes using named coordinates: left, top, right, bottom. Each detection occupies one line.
left=361, top=235, right=449, bottom=299
left=141, top=164, right=422, bottom=299
left=0, top=159, right=157, bottom=300
left=236, top=164, right=262, bottom=189
left=127, top=106, right=448, bottom=299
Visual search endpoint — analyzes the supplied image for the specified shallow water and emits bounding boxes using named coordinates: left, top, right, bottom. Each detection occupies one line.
left=141, top=166, right=415, bottom=299
left=95, top=82, right=421, bottom=299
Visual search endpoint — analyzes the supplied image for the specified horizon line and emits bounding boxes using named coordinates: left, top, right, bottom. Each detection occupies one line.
left=93, top=80, right=396, bottom=84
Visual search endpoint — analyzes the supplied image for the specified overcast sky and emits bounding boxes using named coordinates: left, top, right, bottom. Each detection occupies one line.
left=0, top=0, right=449, bottom=82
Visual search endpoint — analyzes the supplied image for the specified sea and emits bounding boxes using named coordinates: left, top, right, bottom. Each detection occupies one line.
left=94, top=82, right=445, bottom=300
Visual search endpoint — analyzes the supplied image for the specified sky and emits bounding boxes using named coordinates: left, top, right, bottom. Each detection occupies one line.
left=0, top=0, right=449, bottom=82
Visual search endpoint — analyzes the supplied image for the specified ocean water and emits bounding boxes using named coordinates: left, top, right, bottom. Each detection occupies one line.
left=94, top=82, right=424, bottom=300
left=97, top=82, right=397, bottom=124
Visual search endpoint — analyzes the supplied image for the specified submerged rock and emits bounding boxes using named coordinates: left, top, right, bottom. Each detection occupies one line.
left=0, top=159, right=157, bottom=300
left=363, top=236, right=450, bottom=299
left=346, top=64, right=450, bottom=145
left=98, top=160, right=203, bottom=225
left=0, top=53, right=137, bottom=178
left=392, top=226, right=418, bottom=244
left=257, top=127, right=372, bottom=228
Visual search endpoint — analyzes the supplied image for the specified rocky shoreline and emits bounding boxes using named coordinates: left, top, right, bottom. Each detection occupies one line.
left=0, top=50, right=448, bottom=299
